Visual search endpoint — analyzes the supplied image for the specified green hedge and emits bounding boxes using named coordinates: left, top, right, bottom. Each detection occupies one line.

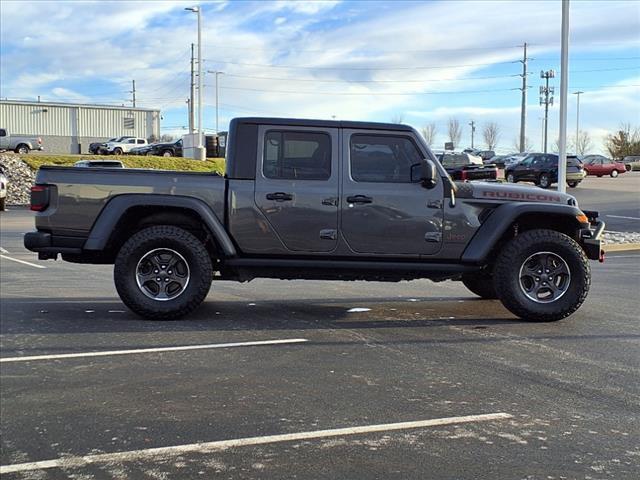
left=21, top=154, right=225, bottom=174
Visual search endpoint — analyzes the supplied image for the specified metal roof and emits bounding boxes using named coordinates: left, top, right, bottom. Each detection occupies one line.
left=0, top=99, right=159, bottom=113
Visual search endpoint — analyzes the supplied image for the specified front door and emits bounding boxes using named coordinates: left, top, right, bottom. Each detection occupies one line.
left=254, top=125, right=339, bottom=252
left=340, top=130, right=444, bottom=256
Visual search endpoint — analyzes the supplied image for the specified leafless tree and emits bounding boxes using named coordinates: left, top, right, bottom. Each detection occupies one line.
left=447, top=118, right=462, bottom=148
left=160, top=134, right=176, bottom=142
left=390, top=113, right=405, bottom=124
left=513, top=136, right=533, bottom=152
left=574, top=131, right=593, bottom=155
left=482, top=122, right=501, bottom=150
left=420, top=123, right=437, bottom=146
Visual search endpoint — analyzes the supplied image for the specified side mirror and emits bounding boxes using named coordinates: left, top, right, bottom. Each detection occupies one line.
left=411, top=160, right=437, bottom=188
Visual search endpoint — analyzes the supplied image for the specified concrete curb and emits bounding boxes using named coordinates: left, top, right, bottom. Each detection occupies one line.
left=603, top=243, right=640, bottom=252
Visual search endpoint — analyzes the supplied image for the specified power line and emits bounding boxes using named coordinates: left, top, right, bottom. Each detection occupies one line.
left=222, top=72, right=521, bottom=84
left=203, top=58, right=519, bottom=71
left=204, top=43, right=523, bottom=54
left=219, top=86, right=522, bottom=96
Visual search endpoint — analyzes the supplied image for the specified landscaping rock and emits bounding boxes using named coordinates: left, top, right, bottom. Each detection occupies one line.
left=0, top=153, right=36, bottom=205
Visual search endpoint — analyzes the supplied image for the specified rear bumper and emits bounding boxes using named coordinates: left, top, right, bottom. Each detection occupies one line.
left=566, top=171, right=586, bottom=181
left=24, top=231, right=84, bottom=259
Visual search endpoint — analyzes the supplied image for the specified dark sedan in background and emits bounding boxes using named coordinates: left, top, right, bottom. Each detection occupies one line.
left=130, top=139, right=183, bottom=157
left=505, top=153, right=586, bottom=188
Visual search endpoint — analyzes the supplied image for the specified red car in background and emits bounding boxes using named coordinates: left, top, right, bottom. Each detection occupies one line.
left=582, top=155, right=627, bottom=178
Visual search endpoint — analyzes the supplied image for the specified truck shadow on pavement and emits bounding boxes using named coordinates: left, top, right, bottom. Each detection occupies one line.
left=1, top=295, right=573, bottom=336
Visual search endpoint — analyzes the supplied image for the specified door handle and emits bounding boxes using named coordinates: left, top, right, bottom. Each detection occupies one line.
left=266, top=192, right=293, bottom=202
left=346, top=195, right=373, bottom=204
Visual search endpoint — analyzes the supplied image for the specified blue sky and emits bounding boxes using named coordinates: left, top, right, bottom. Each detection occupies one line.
left=1, top=0, right=639, bottom=154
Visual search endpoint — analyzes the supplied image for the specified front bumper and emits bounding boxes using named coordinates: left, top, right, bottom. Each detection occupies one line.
left=579, top=213, right=605, bottom=261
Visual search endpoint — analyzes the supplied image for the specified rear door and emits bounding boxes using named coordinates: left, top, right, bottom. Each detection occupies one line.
left=340, top=130, right=444, bottom=256
left=254, top=125, right=339, bottom=252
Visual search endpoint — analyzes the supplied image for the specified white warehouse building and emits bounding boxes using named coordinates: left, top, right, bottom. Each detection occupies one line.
left=0, top=100, right=160, bottom=154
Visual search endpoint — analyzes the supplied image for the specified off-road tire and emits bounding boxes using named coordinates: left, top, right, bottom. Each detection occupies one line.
left=462, top=270, right=497, bottom=299
left=114, top=226, right=213, bottom=320
left=538, top=173, right=551, bottom=189
left=610, top=170, right=619, bottom=178
left=494, top=229, right=590, bottom=322
left=15, top=144, right=29, bottom=154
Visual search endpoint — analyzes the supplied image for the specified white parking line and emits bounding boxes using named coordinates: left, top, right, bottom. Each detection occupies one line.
left=606, top=214, right=640, bottom=221
left=0, top=338, right=308, bottom=363
left=0, top=254, right=46, bottom=269
left=0, top=412, right=513, bottom=474
left=0, top=246, right=9, bottom=254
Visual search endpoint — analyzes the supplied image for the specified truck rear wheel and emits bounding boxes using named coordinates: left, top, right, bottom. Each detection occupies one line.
left=461, top=271, right=497, bottom=299
left=15, top=144, right=30, bottom=154
left=114, top=226, right=213, bottom=319
left=494, top=229, right=590, bottom=322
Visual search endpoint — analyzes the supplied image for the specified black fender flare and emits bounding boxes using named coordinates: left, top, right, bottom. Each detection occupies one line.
left=83, top=194, right=236, bottom=257
left=461, top=202, right=584, bottom=264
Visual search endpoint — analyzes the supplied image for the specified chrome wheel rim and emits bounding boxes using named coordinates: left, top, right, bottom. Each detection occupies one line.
left=136, top=248, right=190, bottom=301
left=518, top=251, right=570, bottom=303
left=540, top=176, right=549, bottom=187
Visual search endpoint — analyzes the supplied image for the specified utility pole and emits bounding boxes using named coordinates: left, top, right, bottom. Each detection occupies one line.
left=540, top=69, right=555, bottom=154
left=573, top=90, right=583, bottom=154
left=468, top=120, right=476, bottom=149
left=518, top=42, right=529, bottom=153
left=186, top=98, right=192, bottom=133
left=189, top=43, right=195, bottom=134
left=185, top=6, right=203, bottom=159
left=131, top=80, right=136, bottom=108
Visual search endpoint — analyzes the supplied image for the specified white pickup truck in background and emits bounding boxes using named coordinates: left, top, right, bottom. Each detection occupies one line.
left=99, top=137, right=147, bottom=155
left=0, top=128, right=43, bottom=154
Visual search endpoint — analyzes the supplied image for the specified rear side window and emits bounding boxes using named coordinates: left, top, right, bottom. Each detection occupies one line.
left=263, top=131, right=331, bottom=180
left=137, top=139, right=145, bottom=144
left=0, top=129, right=6, bottom=137
left=350, top=134, right=422, bottom=183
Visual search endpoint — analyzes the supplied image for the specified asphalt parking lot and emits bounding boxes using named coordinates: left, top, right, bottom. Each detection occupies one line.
left=1, top=175, right=639, bottom=479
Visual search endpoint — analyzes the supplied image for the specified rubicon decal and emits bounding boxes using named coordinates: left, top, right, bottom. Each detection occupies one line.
left=482, top=191, right=562, bottom=202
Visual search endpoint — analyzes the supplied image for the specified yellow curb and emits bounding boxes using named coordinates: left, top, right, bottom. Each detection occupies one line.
left=602, top=243, right=640, bottom=252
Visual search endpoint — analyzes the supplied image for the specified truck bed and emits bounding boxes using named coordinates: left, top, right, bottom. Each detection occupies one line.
left=33, top=166, right=226, bottom=236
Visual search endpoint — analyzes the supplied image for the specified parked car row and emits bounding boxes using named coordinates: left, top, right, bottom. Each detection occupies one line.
left=89, top=136, right=183, bottom=157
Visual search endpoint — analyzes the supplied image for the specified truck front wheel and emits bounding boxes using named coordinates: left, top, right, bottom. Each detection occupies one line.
left=493, top=229, right=590, bottom=322
left=114, top=226, right=213, bottom=319
left=461, top=271, right=497, bottom=299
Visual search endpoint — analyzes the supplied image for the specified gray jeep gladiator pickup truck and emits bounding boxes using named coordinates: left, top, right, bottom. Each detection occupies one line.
left=25, top=117, right=604, bottom=321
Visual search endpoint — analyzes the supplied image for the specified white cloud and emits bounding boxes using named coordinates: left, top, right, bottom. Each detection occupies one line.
left=0, top=0, right=637, bottom=153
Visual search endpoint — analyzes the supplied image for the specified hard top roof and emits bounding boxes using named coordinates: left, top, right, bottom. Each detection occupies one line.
left=232, top=117, right=414, bottom=132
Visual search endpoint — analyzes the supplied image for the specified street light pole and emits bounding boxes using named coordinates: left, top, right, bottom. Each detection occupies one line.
left=573, top=91, right=583, bottom=154
left=185, top=6, right=203, bottom=159
left=207, top=71, right=224, bottom=134
left=557, top=0, right=570, bottom=193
